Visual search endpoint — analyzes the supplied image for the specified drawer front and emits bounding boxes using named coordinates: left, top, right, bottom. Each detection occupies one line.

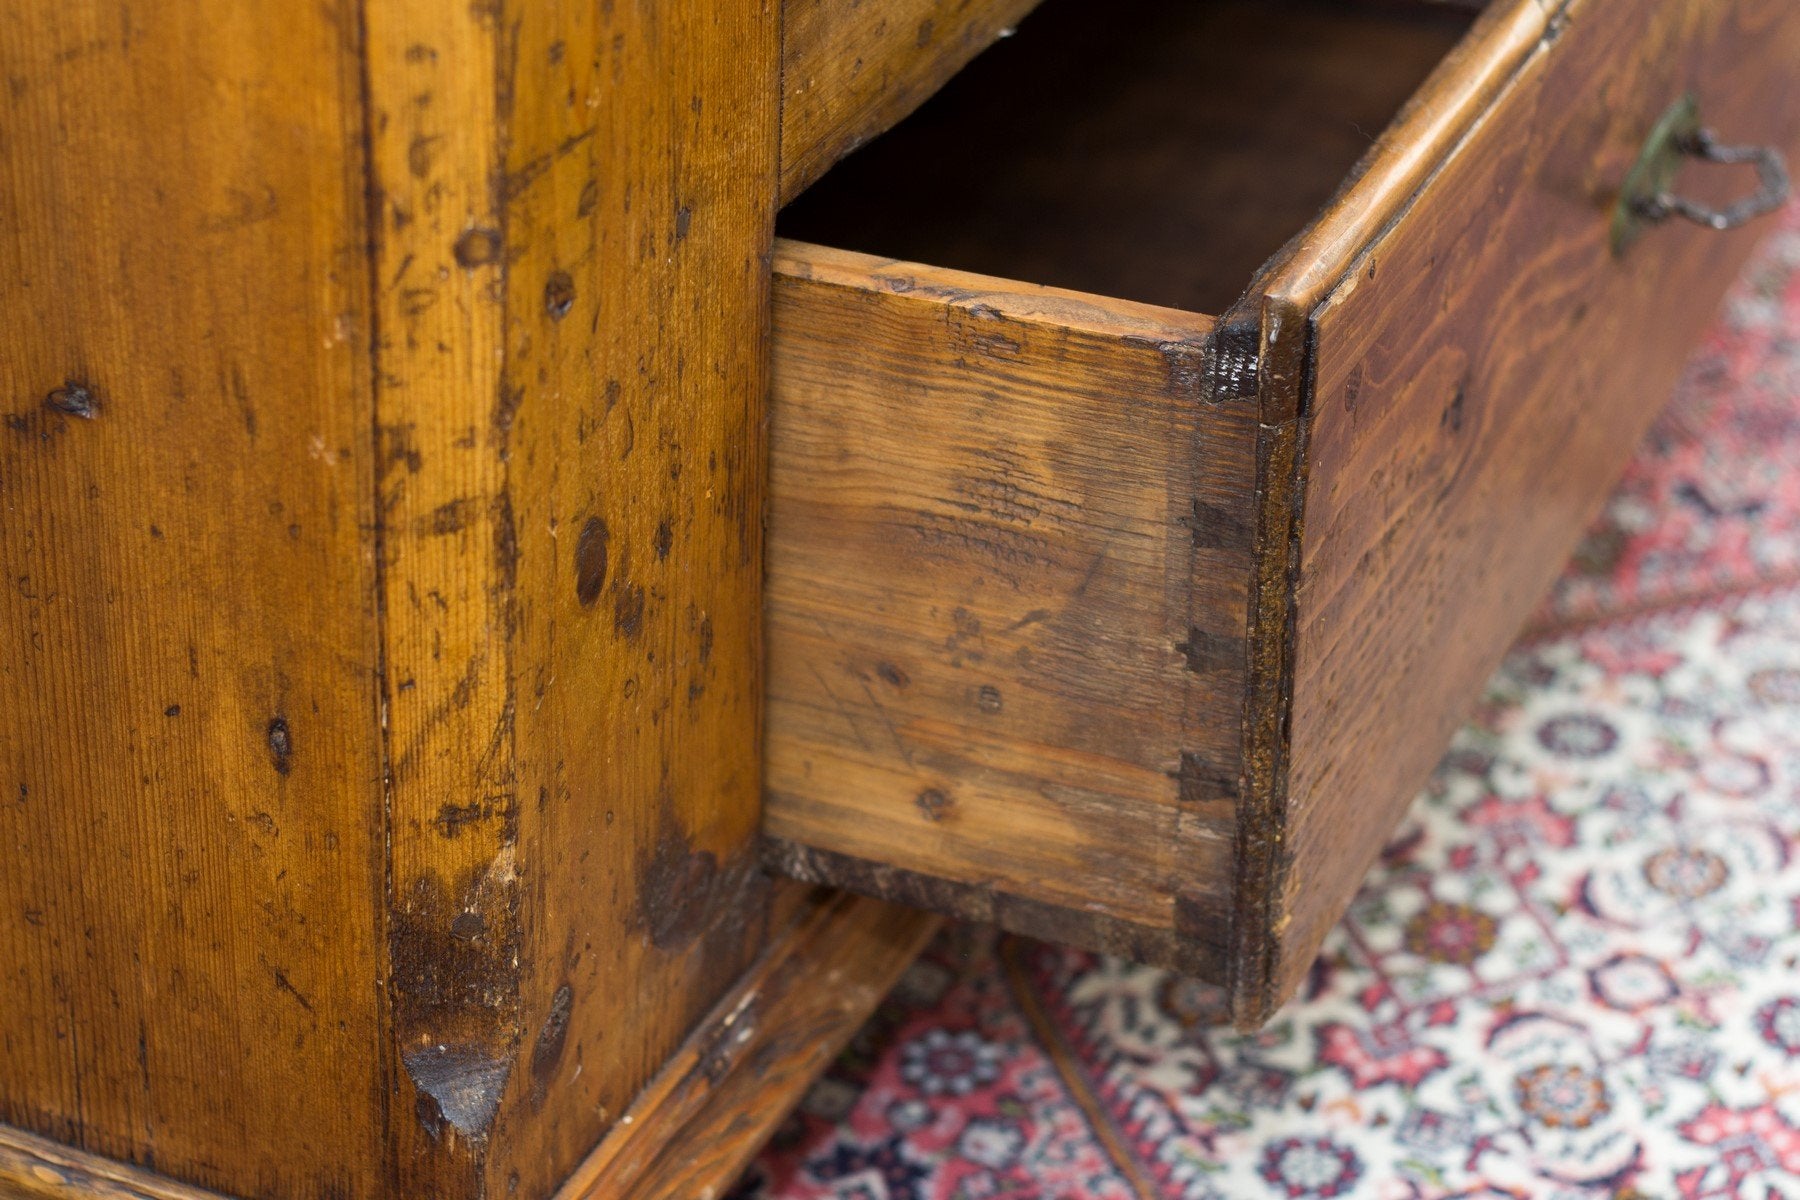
left=1251, top=0, right=1800, bottom=1017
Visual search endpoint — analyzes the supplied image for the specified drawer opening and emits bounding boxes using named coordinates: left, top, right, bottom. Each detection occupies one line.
left=776, top=0, right=1476, bottom=316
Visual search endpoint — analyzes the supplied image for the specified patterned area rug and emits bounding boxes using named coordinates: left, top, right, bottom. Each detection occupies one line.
left=736, top=205, right=1800, bottom=1200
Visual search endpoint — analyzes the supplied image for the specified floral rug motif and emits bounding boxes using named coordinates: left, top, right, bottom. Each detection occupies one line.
left=736, top=206, right=1800, bottom=1200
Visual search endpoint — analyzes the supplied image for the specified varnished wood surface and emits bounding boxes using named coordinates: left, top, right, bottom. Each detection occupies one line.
left=0, top=4, right=388, bottom=1194
left=3, top=0, right=787, bottom=1196
left=1263, top=0, right=1800, bottom=1017
left=556, top=887, right=939, bottom=1200
left=361, top=0, right=780, bottom=1195
left=764, top=242, right=1252, bottom=978
left=780, top=0, right=1044, bottom=204
left=778, top=0, right=1471, bottom=315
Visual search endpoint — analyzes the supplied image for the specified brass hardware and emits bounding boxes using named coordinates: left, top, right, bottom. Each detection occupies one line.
left=1612, top=94, right=1790, bottom=256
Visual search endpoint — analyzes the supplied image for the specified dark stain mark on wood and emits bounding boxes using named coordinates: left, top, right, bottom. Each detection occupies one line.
left=876, top=662, right=909, bottom=689
left=1442, top=383, right=1466, bottom=433
left=403, top=1042, right=512, bottom=1140
left=269, top=964, right=315, bottom=1014
left=1180, top=497, right=1254, bottom=551
left=491, top=492, right=519, bottom=622
left=389, top=859, right=524, bottom=1108
left=1175, top=627, right=1242, bottom=676
left=697, top=615, right=713, bottom=666
left=197, top=184, right=278, bottom=234
left=1173, top=892, right=1235, bottom=969
left=164, top=704, right=180, bottom=717
left=425, top=498, right=473, bottom=536
left=1159, top=341, right=1208, bottom=403
left=577, top=177, right=598, bottom=219
left=575, top=516, right=609, bottom=605
left=948, top=304, right=1022, bottom=358
left=637, top=825, right=725, bottom=951
left=613, top=581, right=645, bottom=638
left=434, top=802, right=485, bottom=837
left=500, top=126, right=597, bottom=202
left=914, top=788, right=953, bottom=821
left=653, top=518, right=673, bottom=560
left=266, top=716, right=293, bottom=775
left=379, top=423, right=424, bottom=476
left=1133, top=336, right=1205, bottom=397
left=491, top=383, right=524, bottom=451
left=407, top=133, right=443, bottom=179
left=228, top=365, right=256, bottom=440
left=674, top=204, right=692, bottom=242
left=975, top=685, right=1002, bottom=713
left=1001, top=609, right=1051, bottom=634
left=1200, top=320, right=1261, bottom=404
left=1173, top=750, right=1240, bottom=803
left=528, top=982, right=573, bottom=1106
left=544, top=269, right=575, bottom=321
left=45, top=380, right=97, bottom=419
left=452, top=226, right=502, bottom=268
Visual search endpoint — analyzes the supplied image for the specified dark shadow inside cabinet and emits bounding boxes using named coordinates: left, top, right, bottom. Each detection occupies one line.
left=778, top=0, right=1478, bottom=315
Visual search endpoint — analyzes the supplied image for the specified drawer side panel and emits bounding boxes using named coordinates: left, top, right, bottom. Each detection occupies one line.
left=765, top=244, right=1255, bottom=974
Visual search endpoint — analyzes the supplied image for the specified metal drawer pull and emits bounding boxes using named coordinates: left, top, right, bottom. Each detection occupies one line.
left=1612, top=94, right=1790, bottom=255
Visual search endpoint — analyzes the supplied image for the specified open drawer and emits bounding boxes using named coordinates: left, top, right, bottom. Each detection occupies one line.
left=762, top=0, right=1800, bottom=1025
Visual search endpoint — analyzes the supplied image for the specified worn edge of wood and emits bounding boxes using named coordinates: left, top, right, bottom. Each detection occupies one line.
left=1217, top=297, right=1307, bottom=1030
left=0, top=1126, right=231, bottom=1200
left=763, top=839, right=1225, bottom=980
left=772, top=238, right=1216, bottom=342
left=1222, top=0, right=1575, bottom=1025
left=554, top=887, right=939, bottom=1200
left=1255, top=0, right=1571, bottom=315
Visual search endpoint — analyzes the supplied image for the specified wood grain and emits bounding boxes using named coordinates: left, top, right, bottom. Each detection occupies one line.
left=358, top=3, right=519, bottom=1191
left=1255, top=0, right=1800, bottom=1018
left=763, top=0, right=1800, bottom=1030
left=0, top=3, right=387, bottom=1195
left=556, top=888, right=940, bottom=1200
left=4, top=0, right=791, bottom=1195
left=764, top=243, right=1253, bottom=978
left=360, top=0, right=781, bottom=1194
left=779, top=0, right=1044, bottom=203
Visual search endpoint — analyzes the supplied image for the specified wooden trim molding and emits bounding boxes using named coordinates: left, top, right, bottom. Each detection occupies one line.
left=0, top=1127, right=227, bottom=1200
